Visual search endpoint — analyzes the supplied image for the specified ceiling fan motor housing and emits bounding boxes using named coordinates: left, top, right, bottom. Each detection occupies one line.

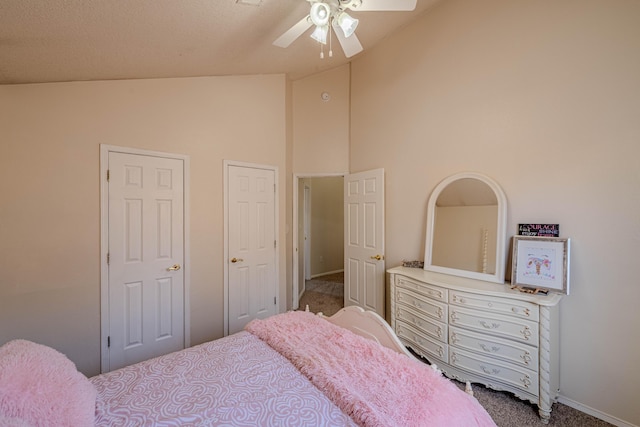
left=338, top=0, right=363, bottom=10
left=310, top=2, right=331, bottom=26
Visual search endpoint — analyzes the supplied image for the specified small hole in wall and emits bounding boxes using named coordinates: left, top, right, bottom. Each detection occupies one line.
left=321, top=92, right=331, bottom=102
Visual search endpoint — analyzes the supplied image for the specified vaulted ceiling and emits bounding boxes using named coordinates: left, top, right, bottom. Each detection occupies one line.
left=0, top=0, right=441, bottom=85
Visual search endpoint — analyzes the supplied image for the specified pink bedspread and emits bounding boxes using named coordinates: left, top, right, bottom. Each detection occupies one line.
left=246, top=310, right=497, bottom=427
left=91, top=332, right=356, bottom=427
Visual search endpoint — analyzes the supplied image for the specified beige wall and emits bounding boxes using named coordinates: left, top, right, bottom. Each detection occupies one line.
left=308, top=177, right=344, bottom=276
left=291, top=64, right=350, bottom=305
left=0, top=75, right=288, bottom=377
left=284, top=79, right=294, bottom=311
left=349, top=0, right=640, bottom=425
left=292, top=64, right=350, bottom=174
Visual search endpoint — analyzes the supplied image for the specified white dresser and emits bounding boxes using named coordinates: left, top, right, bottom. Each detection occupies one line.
left=388, top=266, right=562, bottom=424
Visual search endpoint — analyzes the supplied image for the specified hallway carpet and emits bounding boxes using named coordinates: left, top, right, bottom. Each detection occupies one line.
left=298, top=272, right=344, bottom=317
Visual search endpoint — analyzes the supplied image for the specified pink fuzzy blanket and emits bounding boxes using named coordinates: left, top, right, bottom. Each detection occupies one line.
left=0, top=339, right=97, bottom=427
left=246, top=311, right=496, bottom=427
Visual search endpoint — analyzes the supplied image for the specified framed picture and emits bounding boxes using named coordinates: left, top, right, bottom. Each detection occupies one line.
left=511, top=236, right=570, bottom=294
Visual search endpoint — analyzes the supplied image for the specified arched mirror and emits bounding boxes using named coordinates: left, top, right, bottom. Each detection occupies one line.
left=424, top=172, right=507, bottom=284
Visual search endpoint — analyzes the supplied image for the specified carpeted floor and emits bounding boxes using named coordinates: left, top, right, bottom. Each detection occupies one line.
left=298, top=272, right=344, bottom=317
left=298, top=271, right=612, bottom=426
left=452, top=380, right=612, bottom=426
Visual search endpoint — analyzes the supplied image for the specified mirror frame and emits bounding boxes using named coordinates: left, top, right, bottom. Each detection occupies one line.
left=424, top=172, right=507, bottom=284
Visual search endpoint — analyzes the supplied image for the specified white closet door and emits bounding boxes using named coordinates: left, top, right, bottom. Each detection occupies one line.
left=107, top=152, right=185, bottom=371
left=227, top=164, right=277, bottom=334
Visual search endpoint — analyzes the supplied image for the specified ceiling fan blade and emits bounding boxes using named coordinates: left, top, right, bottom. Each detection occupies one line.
left=350, top=0, right=417, bottom=11
left=273, top=15, right=313, bottom=48
left=333, top=24, right=363, bottom=58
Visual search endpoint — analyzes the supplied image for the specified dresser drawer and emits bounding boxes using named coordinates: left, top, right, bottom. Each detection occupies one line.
left=397, top=305, right=447, bottom=343
left=396, top=320, right=448, bottom=363
left=396, top=287, right=448, bottom=323
left=449, top=306, right=538, bottom=346
left=450, top=347, right=539, bottom=397
left=449, top=326, right=538, bottom=371
left=395, top=275, right=447, bottom=302
left=449, top=290, right=539, bottom=321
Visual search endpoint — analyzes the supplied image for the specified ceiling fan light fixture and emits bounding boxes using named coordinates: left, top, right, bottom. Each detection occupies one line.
left=310, top=24, right=329, bottom=44
left=310, top=2, right=331, bottom=26
left=336, top=11, right=359, bottom=38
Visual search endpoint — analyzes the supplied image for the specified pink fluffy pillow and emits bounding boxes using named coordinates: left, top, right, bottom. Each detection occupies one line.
left=0, top=340, right=96, bottom=427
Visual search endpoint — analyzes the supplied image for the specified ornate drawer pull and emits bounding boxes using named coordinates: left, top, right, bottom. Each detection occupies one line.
left=429, top=290, right=443, bottom=299
left=479, top=321, right=501, bottom=329
left=480, top=365, right=501, bottom=375
left=520, top=326, right=531, bottom=340
left=521, top=351, right=531, bottom=364
left=450, top=332, right=459, bottom=344
left=512, top=307, right=531, bottom=317
left=521, top=374, right=531, bottom=388
left=450, top=312, right=459, bottom=322
left=479, top=344, right=501, bottom=353
left=453, top=295, right=466, bottom=304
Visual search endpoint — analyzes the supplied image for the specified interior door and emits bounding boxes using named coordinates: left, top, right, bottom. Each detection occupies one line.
left=227, top=164, right=277, bottom=334
left=344, top=169, right=385, bottom=317
left=107, top=151, right=185, bottom=371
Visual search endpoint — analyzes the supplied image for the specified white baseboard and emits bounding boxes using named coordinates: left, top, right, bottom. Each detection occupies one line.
left=310, top=269, right=344, bottom=279
left=557, top=395, right=637, bottom=427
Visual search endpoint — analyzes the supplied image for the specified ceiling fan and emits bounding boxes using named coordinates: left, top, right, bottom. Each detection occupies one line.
left=273, top=0, right=417, bottom=58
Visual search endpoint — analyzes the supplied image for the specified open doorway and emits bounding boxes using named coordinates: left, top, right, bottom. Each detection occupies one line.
left=293, top=174, right=344, bottom=316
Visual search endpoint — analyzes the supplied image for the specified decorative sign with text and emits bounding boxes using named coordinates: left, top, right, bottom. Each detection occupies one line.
left=518, top=224, right=560, bottom=237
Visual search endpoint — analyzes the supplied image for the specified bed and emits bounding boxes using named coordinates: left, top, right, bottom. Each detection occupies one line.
left=0, top=306, right=496, bottom=426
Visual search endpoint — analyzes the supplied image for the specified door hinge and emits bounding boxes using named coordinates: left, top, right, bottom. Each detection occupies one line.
left=107, top=336, right=111, bottom=348
left=106, top=169, right=110, bottom=182
left=274, top=240, right=277, bottom=248
left=274, top=296, right=277, bottom=305
left=107, top=253, right=110, bottom=265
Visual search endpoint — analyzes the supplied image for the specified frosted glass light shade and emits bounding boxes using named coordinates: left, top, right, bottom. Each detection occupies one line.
left=336, top=12, right=358, bottom=37
left=310, top=25, right=329, bottom=44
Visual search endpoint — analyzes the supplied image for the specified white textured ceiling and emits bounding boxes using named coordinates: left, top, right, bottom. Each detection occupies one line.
left=0, top=0, right=441, bottom=85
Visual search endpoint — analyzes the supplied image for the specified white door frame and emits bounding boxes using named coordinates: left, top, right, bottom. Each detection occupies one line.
left=224, top=160, right=279, bottom=336
left=292, top=172, right=345, bottom=310
left=99, top=144, right=191, bottom=373
left=303, top=185, right=311, bottom=281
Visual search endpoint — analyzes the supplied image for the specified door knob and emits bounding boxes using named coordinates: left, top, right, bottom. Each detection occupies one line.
left=370, top=255, right=384, bottom=261
left=167, top=264, right=181, bottom=271
left=231, top=258, right=244, bottom=263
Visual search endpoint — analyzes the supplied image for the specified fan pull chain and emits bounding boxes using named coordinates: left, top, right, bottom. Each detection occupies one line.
left=329, top=22, right=333, bottom=57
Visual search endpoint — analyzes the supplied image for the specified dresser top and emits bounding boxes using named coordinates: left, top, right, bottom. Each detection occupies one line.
left=388, top=266, right=562, bottom=306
